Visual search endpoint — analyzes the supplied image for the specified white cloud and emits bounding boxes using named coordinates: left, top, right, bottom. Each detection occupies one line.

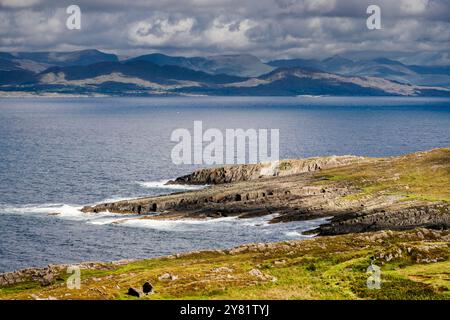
left=0, top=0, right=448, bottom=64
left=129, top=17, right=196, bottom=46
left=305, top=0, right=336, bottom=12
left=0, top=0, right=40, bottom=8
left=204, top=18, right=256, bottom=49
left=399, top=0, right=429, bottom=14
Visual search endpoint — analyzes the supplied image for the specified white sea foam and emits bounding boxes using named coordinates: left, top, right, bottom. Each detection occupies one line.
left=282, top=217, right=331, bottom=238
left=296, top=95, right=324, bottom=98
left=94, top=196, right=136, bottom=204
left=0, top=201, right=330, bottom=238
left=284, top=231, right=303, bottom=237
left=86, top=216, right=135, bottom=225
left=238, top=214, right=280, bottom=227
left=0, top=202, right=238, bottom=230
left=114, top=213, right=303, bottom=233
left=117, top=215, right=238, bottom=231
left=0, top=203, right=81, bottom=216
left=136, top=179, right=208, bottom=190
left=0, top=203, right=131, bottom=224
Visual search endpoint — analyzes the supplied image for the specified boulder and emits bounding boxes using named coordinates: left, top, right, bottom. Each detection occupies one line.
left=127, top=287, right=142, bottom=298
left=142, top=281, right=153, bottom=294
left=158, top=273, right=178, bottom=281
left=39, top=272, right=55, bottom=286
left=211, top=267, right=233, bottom=273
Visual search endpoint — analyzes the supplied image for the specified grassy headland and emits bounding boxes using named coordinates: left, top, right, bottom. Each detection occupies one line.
left=0, top=228, right=448, bottom=300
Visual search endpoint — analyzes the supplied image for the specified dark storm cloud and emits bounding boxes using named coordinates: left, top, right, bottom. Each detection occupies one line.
left=0, top=0, right=449, bottom=63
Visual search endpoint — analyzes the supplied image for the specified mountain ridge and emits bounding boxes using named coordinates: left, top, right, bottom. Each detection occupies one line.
left=1, top=49, right=449, bottom=97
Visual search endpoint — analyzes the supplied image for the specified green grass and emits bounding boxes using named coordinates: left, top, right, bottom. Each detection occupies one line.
left=1, top=229, right=448, bottom=300
left=315, top=148, right=450, bottom=203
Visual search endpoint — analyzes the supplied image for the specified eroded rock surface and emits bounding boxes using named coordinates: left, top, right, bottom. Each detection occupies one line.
left=167, top=156, right=367, bottom=185
left=81, top=149, right=450, bottom=235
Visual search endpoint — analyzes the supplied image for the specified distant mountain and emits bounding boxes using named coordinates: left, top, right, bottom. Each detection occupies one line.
left=371, top=58, right=404, bottom=66
left=0, top=69, right=36, bottom=85
left=1, top=60, right=245, bottom=95
left=0, top=58, right=22, bottom=71
left=1, top=49, right=450, bottom=97
left=127, top=53, right=206, bottom=71
left=38, top=60, right=243, bottom=85
left=321, top=55, right=356, bottom=73
left=0, top=49, right=118, bottom=73
left=269, top=55, right=406, bottom=74
left=129, top=53, right=274, bottom=77
left=178, top=68, right=449, bottom=97
left=408, top=65, right=450, bottom=75
left=200, top=54, right=275, bottom=77
left=308, top=50, right=450, bottom=68
left=268, top=55, right=450, bottom=88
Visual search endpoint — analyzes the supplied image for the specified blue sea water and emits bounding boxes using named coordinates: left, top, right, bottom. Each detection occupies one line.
left=0, top=96, right=449, bottom=272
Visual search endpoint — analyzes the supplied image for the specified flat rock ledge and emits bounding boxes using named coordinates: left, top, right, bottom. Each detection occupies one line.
left=81, top=150, right=450, bottom=236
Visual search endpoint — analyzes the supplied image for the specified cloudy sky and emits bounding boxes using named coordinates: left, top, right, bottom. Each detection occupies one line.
left=0, top=0, right=449, bottom=64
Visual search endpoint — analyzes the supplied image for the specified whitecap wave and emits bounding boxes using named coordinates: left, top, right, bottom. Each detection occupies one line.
left=238, top=213, right=280, bottom=227
left=284, top=230, right=318, bottom=238
left=296, top=95, right=324, bottom=98
left=284, top=231, right=303, bottom=237
left=0, top=203, right=134, bottom=225
left=114, top=213, right=304, bottom=232
left=86, top=216, right=136, bottom=225
left=93, top=196, right=136, bottom=204
left=136, top=179, right=208, bottom=190
left=0, top=201, right=330, bottom=238
left=0, top=203, right=81, bottom=216
left=282, top=217, right=330, bottom=238
left=117, top=215, right=238, bottom=231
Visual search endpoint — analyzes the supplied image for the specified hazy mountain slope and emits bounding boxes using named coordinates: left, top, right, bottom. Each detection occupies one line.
left=127, top=53, right=207, bottom=71
left=0, top=70, right=37, bottom=85
left=129, top=53, right=274, bottom=77
left=268, top=58, right=322, bottom=70
left=268, top=55, right=450, bottom=88
left=201, top=54, right=275, bottom=77
left=0, top=58, right=22, bottom=71
left=214, top=68, right=450, bottom=96
left=1, top=50, right=450, bottom=96
left=11, top=49, right=118, bottom=66
left=0, top=49, right=119, bottom=73
left=38, top=60, right=245, bottom=85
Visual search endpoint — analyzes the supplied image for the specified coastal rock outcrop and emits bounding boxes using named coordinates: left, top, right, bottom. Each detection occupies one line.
left=317, top=203, right=450, bottom=235
left=167, top=156, right=367, bottom=185
left=0, top=265, right=63, bottom=287
left=81, top=149, right=450, bottom=236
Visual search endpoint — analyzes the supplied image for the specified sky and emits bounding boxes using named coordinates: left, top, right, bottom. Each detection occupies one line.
left=0, top=0, right=449, bottom=64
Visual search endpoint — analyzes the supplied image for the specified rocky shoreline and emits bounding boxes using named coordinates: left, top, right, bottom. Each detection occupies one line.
left=82, top=148, right=450, bottom=235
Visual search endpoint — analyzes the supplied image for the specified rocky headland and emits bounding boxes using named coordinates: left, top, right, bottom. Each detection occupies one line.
left=82, top=148, right=450, bottom=235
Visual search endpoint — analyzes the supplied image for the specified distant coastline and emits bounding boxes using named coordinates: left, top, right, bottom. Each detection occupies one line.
left=3, top=92, right=450, bottom=99
left=2, top=50, right=450, bottom=98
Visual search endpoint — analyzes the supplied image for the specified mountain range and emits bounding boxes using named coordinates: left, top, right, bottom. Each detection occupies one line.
left=1, top=49, right=449, bottom=97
